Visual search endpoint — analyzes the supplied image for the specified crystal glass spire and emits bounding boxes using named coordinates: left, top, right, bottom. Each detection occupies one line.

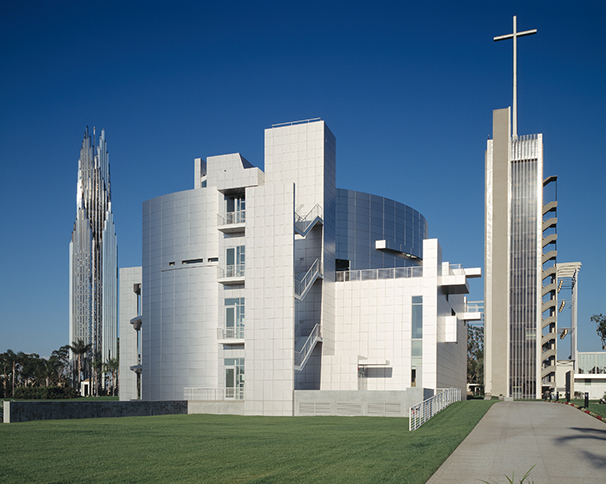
left=69, top=128, right=118, bottom=389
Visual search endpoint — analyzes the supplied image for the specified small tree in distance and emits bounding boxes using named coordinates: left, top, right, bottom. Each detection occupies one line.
left=591, top=314, right=606, bottom=349
left=467, top=325, right=484, bottom=391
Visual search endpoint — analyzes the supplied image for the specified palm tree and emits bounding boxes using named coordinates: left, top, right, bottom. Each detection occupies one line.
left=104, top=357, right=119, bottom=396
left=69, top=339, right=91, bottom=394
left=91, top=355, right=103, bottom=396
left=41, top=359, right=58, bottom=387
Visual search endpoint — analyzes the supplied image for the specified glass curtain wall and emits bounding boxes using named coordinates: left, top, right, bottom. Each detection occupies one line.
left=578, top=353, right=606, bottom=374
left=509, top=137, right=539, bottom=399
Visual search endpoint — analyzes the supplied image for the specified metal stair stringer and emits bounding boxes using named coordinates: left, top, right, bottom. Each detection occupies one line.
left=294, top=204, right=323, bottom=237
left=294, top=324, right=322, bottom=371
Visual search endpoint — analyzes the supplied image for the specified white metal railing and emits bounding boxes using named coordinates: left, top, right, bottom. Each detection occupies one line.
left=450, top=264, right=464, bottom=275
left=295, top=259, right=322, bottom=299
left=217, top=327, right=245, bottom=339
left=295, top=324, right=322, bottom=370
left=336, top=265, right=422, bottom=282
left=272, top=117, right=321, bottom=127
left=218, top=210, right=245, bottom=226
left=294, top=204, right=323, bottom=236
left=409, top=387, right=461, bottom=431
left=184, top=387, right=244, bottom=401
left=218, top=263, right=245, bottom=278
left=466, top=301, right=484, bottom=313
left=440, top=263, right=464, bottom=276
left=295, top=321, right=314, bottom=341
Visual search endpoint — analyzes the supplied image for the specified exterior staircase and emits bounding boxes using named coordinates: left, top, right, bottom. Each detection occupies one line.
left=294, top=204, right=323, bottom=237
left=294, top=324, right=322, bottom=371
left=294, top=258, right=322, bottom=300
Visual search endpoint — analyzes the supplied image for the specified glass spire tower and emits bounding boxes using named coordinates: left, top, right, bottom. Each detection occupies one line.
left=69, top=128, right=118, bottom=385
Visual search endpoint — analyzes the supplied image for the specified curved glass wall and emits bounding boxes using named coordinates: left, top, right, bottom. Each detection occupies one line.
left=335, top=189, right=427, bottom=271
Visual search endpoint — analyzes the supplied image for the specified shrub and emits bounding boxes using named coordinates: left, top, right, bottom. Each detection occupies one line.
left=14, top=386, right=78, bottom=400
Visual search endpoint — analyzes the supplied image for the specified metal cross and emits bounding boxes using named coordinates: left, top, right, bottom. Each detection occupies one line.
left=494, top=16, right=537, bottom=138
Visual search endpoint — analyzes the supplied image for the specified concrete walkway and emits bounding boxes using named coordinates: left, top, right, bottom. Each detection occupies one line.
left=427, top=401, right=606, bottom=484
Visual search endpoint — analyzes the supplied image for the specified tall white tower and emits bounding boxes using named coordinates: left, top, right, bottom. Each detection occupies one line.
left=69, top=128, right=118, bottom=389
left=484, top=17, right=554, bottom=399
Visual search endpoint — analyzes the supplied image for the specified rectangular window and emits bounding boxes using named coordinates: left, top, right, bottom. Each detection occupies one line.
left=225, top=195, right=245, bottom=224
left=412, top=339, right=423, bottom=357
left=412, top=296, right=423, bottom=339
left=411, top=296, right=423, bottom=385
left=225, top=246, right=245, bottom=277
left=224, top=297, right=245, bottom=338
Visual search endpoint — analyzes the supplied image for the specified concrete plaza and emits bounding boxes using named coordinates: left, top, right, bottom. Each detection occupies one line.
left=427, top=401, right=606, bottom=483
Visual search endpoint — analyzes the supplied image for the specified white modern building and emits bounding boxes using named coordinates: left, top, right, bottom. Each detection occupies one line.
left=120, top=119, right=481, bottom=416
left=574, top=352, right=606, bottom=399
left=69, top=128, right=118, bottom=388
left=484, top=107, right=551, bottom=400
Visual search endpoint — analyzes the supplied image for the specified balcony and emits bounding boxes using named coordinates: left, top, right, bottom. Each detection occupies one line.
left=440, top=263, right=481, bottom=294
left=218, top=264, right=245, bottom=284
left=459, top=300, right=483, bottom=322
left=217, top=327, right=245, bottom=343
left=336, top=265, right=422, bottom=282
left=217, top=210, right=245, bottom=233
left=184, top=387, right=244, bottom=400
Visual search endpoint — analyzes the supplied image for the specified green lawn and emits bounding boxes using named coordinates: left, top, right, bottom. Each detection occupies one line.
left=0, top=400, right=496, bottom=484
left=569, top=399, right=606, bottom=419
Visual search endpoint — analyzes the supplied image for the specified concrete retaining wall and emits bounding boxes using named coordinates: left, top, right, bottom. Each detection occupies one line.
left=188, top=400, right=246, bottom=415
left=294, top=388, right=432, bottom=417
left=3, top=400, right=187, bottom=423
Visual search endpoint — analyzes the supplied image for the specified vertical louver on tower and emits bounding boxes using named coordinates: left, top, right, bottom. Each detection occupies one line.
left=69, top=128, right=118, bottom=390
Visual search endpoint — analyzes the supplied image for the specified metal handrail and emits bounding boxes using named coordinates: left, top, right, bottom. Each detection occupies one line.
left=409, top=388, right=461, bottom=431
left=218, top=263, right=245, bottom=278
left=218, top=210, right=245, bottom=226
left=295, top=259, right=321, bottom=298
left=217, top=327, right=245, bottom=339
left=336, top=266, right=422, bottom=282
left=294, top=204, right=323, bottom=236
left=295, top=324, right=321, bottom=370
left=466, top=301, right=484, bottom=313
left=184, top=387, right=244, bottom=401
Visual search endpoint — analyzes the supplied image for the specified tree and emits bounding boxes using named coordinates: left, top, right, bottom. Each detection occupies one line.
left=5, top=350, right=23, bottom=396
left=91, top=355, right=103, bottom=396
left=40, top=358, right=59, bottom=387
left=69, top=339, right=92, bottom=393
left=0, top=352, right=9, bottom=397
left=591, top=314, right=606, bottom=350
left=104, top=357, right=119, bottom=396
left=467, top=325, right=484, bottom=388
left=20, top=353, right=42, bottom=387
left=50, top=345, right=71, bottom=386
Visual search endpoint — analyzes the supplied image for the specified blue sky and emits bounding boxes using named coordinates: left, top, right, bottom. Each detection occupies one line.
left=1, top=1, right=604, bottom=357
